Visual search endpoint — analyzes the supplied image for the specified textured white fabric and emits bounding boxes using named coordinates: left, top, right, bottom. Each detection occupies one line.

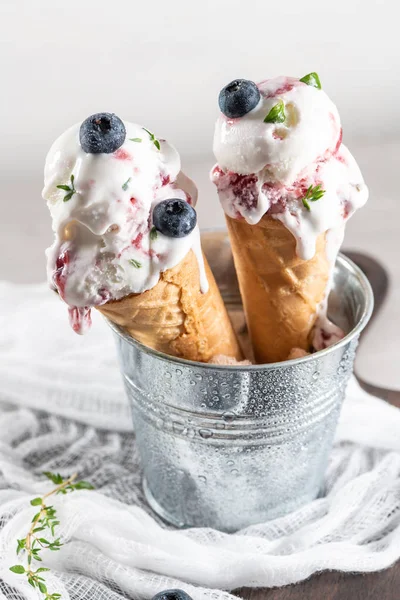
left=0, top=281, right=400, bottom=600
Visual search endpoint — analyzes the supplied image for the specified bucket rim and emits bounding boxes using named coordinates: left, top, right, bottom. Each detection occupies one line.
left=106, top=252, right=374, bottom=372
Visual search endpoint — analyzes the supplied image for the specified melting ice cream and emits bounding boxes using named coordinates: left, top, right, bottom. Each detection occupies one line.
left=44, top=115, right=206, bottom=334
left=212, top=74, right=368, bottom=353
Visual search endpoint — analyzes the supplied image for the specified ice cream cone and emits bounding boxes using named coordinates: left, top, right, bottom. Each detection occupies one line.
left=97, top=250, right=243, bottom=363
left=225, top=215, right=330, bottom=363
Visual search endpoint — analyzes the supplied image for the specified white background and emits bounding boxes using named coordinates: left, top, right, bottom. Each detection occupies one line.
left=1, top=0, right=399, bottom=387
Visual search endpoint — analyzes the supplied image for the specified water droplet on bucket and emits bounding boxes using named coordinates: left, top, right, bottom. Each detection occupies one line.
left=172, top=422, right=184, bottom=434
left=195, top=373, right=203, bottom=381
left=198, top=475, right=207, bottom=483
left=223, top=411, right=236, bottom=422
left=227, top=460, right=235, bottom=466
left=176, top=368, right=182, bottom=376
left=199, top=428, right=213, bottom=439
left=165, top=371, right=172, bottom=379
left=312, top=371, right=320, bottom=380
left=231, top=469, right=239, bottom=476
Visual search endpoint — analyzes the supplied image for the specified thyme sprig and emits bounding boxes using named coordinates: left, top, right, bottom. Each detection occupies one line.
left=142, top=127, right=161, bottom=150
left=299, top=72, right=322, bottom=89
left=263, top=100, right=286, bottom=124
left=122, top=177, right=131, bottom=191
left=56, top=175, right=76, bottom=202
left=129, top=258, right=142, bottom=268
left=301, top=184, right=326, bottom=211
left=10, top=472, right=93, bottom=600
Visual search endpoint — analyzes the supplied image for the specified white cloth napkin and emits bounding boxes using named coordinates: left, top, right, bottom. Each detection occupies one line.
left=0, top=281, right=400, bottom=600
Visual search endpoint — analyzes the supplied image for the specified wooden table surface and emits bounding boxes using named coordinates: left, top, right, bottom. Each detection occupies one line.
left=237, top=251, right=400, bottom=600
left=238, top=564, right=400, bottom=600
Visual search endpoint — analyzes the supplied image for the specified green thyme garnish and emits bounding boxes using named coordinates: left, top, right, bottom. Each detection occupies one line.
left=263, top=100, right=286, bottom=124
left=9, top=471, right=93, bottom=600
left=301, top=184, right=325, bottom=211
left=122, top=177, right=131, bottom=191
left=299, top=72, right=322, bottom=89
left=142, top=127, right=161, bottom=150
left=129, top=258, right=142, bottom=268
left=56, top=175, right=76, bottom=202
left=130, top=137, right=142, bottom=143
left=150, top=226, right=158, bottom=241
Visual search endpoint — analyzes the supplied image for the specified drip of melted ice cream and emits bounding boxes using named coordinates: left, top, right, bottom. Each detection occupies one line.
left=211, top=75, right=368, bottom=349
left=44, top=121, right=207, bottom=334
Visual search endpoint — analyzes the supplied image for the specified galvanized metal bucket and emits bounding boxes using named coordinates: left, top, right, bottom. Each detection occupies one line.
left=108, top=232, right=373, bottom=532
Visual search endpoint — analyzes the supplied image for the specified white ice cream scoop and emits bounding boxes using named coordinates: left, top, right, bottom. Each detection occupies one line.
left=44, top=114, right=206, bottom=333
left=214, top=75, right=341, bottom=184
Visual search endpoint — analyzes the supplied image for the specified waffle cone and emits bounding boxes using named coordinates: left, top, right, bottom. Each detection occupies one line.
left=97, top=250, right=242, bottom=363
left=225, top=215, right=330, bottom=363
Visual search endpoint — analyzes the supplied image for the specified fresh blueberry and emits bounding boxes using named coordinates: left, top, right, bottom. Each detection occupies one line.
left=152, top=590, right=193, bottom=600
left=153, top=199, right=197, bottom=238
left=218, top=79, right=261, bottom=118
left=79, top=113, right=126, bottom=154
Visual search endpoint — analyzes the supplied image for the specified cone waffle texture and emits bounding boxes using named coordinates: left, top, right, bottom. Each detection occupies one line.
left=98, top=250, right=242, bottom=363
left=226, top=215, right=330, bottom=363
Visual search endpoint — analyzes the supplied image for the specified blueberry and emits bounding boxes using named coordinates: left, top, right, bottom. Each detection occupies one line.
left=79, top=113, right=126, bottom=154
left=218, top=79, right=261, bottom=118
left=153, top=199, right=197, bottom=238
left=152, top=590, right=193, bottom=600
